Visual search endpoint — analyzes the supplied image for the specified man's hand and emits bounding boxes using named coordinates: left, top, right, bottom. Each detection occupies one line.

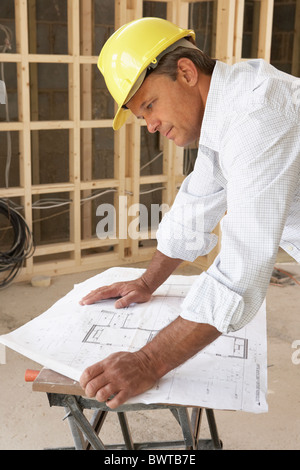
left=79, top=350, right=158, bottom=409
left=79, top=277, right=152, bottom=308
left=79, top=250, right=182, bottom=308
left=79, top=317, right=221, bottom=409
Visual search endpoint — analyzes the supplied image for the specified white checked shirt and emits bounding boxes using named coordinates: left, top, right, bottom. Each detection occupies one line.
left=156, top=59, right=300, bottom=333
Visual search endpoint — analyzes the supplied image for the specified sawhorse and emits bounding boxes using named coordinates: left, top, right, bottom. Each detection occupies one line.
left=29, top=368, right=223, bottom=451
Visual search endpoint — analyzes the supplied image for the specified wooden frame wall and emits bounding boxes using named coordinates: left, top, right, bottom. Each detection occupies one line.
left=0, top=0, right=274, bottom=281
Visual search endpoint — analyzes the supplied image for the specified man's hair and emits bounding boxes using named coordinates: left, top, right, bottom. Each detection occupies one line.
left=150, top=40, right=216, bottom=80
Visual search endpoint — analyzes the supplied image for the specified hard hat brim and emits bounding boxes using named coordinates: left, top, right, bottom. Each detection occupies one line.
left=113, top=68, right=147, bottom=130
left=113, top=106, right=130, bottom=130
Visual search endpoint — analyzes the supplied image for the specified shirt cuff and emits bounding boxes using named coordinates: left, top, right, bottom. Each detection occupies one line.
left=180, top=271, right=245, bottom=333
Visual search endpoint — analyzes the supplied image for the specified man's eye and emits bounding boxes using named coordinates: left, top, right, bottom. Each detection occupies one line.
left=147, top=103, right=153, bottom=110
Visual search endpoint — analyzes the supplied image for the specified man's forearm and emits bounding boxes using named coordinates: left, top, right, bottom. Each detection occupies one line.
left=137, top=316, right=222, bottom=379
left=139, top=251, right=220, bottom=378
left=140, top=249, right=183, bottom=293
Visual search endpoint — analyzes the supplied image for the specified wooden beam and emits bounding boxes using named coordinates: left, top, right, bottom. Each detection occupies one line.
left=80, top=0, right=93, bottom=240
left=215, top=0, right=236, bottom=64
left=258, top=0, right=274, bottom=62
left=68, top=0, right=81, bottom=266
left=233, top=0, right=245, bottom=62
left=14, top=0, right=33, bottom=275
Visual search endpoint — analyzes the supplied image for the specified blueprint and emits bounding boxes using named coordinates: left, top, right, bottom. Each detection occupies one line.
left=0, top=267, right=268, bottom=413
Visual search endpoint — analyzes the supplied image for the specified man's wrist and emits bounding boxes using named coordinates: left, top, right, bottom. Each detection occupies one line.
left=133, top=348, right=164, bottom=382
left=138, top=316, right=222, bottom=380
left=139, top=274, right=155, bottom=295
left=139, top=250, right=183, bottom=294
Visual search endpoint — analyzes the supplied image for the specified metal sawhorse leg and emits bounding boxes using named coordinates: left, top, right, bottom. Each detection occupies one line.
left=47, top=393, right=223, bottom=451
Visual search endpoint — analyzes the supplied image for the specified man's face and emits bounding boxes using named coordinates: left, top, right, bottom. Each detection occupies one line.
left=126, top=62, right=206, bottom=147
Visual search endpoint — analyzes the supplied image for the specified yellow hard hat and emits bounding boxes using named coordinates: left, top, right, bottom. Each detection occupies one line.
left=98, top=17, right=195, bottom=130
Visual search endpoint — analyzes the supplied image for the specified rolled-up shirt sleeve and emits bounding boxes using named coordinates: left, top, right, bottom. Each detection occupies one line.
left=180, top=106, right=300, bottom=333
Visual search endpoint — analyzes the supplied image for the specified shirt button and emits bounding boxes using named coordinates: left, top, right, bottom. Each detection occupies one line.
left=287, top=245, right=294, bottom=251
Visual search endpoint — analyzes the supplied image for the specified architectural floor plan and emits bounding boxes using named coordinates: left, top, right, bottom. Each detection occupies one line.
left=0, top=268, right=268, bottom=413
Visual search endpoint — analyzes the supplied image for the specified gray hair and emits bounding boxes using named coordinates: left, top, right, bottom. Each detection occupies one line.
left=150, top=40, right=216, bottom=80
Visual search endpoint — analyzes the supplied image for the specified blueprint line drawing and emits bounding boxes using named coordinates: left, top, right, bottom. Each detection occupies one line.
left=82, top=308, right=248, bottom=359
left=0, top=267, right=268, bottom=413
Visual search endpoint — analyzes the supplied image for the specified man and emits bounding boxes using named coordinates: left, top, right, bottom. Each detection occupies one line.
left=79, top=17, right=300, bottom=409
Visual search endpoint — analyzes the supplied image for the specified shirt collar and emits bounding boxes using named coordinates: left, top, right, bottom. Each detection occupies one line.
left=199, top=60, right=229, bottom=153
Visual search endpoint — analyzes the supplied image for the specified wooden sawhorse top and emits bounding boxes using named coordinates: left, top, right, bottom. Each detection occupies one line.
left=30, top=368, right=223, bottom=451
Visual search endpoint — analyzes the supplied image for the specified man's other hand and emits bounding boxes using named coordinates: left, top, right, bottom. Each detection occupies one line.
left=79, top=277, right=152, bottom=308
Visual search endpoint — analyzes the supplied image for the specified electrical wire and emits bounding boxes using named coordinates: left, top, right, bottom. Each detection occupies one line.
left=80, top=189, right=117, bottom=204
left=140, top=151, right=163, bottom=172
left=0, top=199, right=35, bottom=289
left=32, top=197, right=74, bottom=210
left=139, top=186, right=166, bottom=196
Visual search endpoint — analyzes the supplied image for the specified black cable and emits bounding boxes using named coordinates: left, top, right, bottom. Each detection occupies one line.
left=0, top=199, right=35, bottom=288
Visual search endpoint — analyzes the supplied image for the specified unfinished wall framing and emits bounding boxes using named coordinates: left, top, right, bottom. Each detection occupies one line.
left=0, top=0, right=276, bottom=282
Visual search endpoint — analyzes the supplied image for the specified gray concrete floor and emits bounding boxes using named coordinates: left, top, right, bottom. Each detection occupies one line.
left=0, top=261, right=299, bottom=450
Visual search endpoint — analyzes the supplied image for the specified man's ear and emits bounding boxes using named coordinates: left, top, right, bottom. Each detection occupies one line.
left=176, top=58, right=198, bottom=87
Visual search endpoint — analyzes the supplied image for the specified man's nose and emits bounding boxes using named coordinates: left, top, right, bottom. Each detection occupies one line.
left=146, top=118, right=159, bottom=134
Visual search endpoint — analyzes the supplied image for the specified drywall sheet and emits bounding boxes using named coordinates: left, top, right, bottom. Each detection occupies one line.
left=0, top=268, right=268, bottom=413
